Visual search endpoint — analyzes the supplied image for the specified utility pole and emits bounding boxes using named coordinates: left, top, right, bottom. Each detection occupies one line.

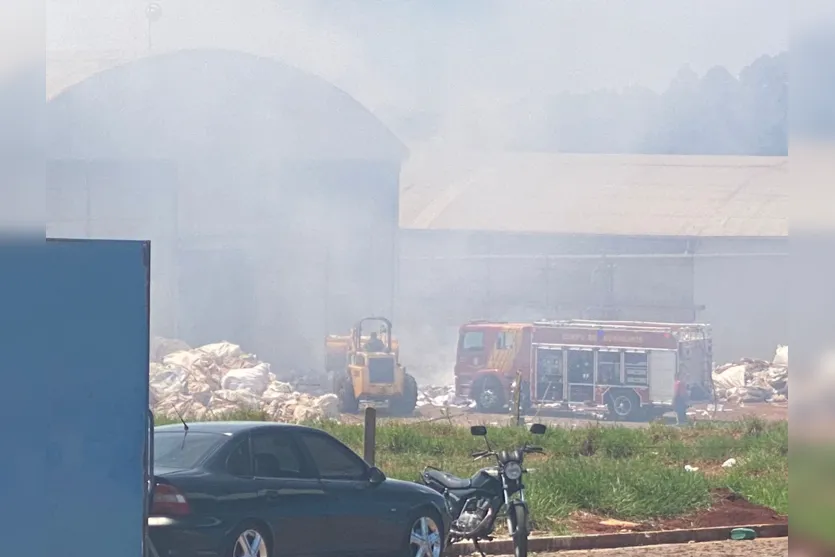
left=146, top=3, right=162, bottom=51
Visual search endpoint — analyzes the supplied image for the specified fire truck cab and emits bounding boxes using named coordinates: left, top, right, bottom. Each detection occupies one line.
left=454, top=319, right=713, bottom=421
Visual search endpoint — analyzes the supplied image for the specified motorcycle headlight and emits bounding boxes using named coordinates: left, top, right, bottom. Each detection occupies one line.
left=504, top=461, right=523, bottom=481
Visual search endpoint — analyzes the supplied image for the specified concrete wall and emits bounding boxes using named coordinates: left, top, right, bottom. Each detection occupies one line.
left=694, top=255, right=788, bottom=364
left=46, top=50, right=404, bottom=371
left=396, top=229, right=787, bottom=377
left=46, top=159, right=179, bottom=337
left=46, top=158, right=400, bottom=371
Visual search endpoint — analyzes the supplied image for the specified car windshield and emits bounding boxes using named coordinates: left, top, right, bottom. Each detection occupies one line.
left=153, top=431, right=226, bottom=469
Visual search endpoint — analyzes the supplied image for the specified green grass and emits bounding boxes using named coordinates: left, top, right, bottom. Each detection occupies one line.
left=156, top=412, right=788, bottom=533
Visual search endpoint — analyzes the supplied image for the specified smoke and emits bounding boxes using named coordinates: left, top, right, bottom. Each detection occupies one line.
left=44, top=1, right=790, bottom=379
left=48, top=0, right=789, bottom=150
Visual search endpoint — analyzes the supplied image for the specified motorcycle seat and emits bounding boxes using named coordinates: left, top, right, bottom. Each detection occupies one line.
left=423, top=469, right=472, bottom=490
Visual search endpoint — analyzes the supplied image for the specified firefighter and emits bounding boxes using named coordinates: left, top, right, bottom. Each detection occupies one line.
left=364, top=331, right=386, bottom=352
left=673, top=374, right=690, bottom=425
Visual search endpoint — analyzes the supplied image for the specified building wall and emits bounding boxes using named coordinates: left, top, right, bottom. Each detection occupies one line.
left=46, top=157, right=400, bottom=371
left=46, top=159, right=180, bottom=338
left=46, top=50, right=404, bottom=372
left=396, top=229, right=787, bottom=375
left=694, top=255, right=788, bottom=364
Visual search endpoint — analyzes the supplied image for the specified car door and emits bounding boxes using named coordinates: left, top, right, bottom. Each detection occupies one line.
left=207, top=433, right=264, bottom=525
left=249, top=429, right=331, bottom=557
left=294, top=430, right=400, bottom=556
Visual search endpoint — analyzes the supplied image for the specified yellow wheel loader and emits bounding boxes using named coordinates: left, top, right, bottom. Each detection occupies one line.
left=324, top=317, right=418, bottom=416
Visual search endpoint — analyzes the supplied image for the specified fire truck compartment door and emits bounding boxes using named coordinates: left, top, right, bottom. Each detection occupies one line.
left=649, top=350, right=677, bottom=404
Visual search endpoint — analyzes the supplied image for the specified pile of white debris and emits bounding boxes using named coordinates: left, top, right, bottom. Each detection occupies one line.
left=149, top=338, right=339, bottom=423
left=417, top=385, right=473, bottom=409
left=712, top=345, right=788, bottom=404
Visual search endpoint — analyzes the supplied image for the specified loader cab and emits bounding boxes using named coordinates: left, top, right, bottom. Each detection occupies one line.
left=330, top=316, right=418, bottom=417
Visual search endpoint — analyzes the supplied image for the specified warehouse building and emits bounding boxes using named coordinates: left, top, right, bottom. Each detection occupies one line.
left=46, top=49, right=405, bottom=369
left=397, top=151, right=787, bottom=364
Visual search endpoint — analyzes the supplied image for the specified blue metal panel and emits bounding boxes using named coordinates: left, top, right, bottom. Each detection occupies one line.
left=0, top=238, right=150, bottom=557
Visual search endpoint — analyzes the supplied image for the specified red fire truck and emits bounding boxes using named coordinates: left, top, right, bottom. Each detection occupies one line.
left=454, top=319, right=713, bottom=421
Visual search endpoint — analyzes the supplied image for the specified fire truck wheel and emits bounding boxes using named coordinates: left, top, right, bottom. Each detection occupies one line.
left=607, top=391, right=641, bottom=422
left=474, top=376, right=506, bottom=413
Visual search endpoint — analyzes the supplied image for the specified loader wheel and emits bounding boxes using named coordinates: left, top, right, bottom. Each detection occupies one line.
left=390, top=373, right=418, bottom=417
left=337, top=373, right=359, bottom=414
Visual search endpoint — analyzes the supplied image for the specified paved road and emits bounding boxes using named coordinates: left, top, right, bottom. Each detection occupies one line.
left=493, top=538, right=788, bottom=557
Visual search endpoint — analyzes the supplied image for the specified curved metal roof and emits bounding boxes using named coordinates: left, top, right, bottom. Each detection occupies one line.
left=47, top=48, right=407, bottom=161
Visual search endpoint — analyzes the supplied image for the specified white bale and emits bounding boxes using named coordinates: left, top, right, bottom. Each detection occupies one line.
left=149, top=363, right=187, bottom=396
left=199, top=342, right=244, bottom=361
left=292, top=405, right=316, bottom=422
left=315, top=394, right=340, bottom=419
left=221, top=364, right=271, bottom=395
left=773, top=345, right=788, bottom=367
left=209, top=389, right=261, bottom=410
left=712, top=364, right=746, bottom=391
left=262, top=381, right=294, bottom=401
left=163, top=350, right=204, bottom=370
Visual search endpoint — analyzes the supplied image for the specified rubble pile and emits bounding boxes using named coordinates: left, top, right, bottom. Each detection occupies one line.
left=149, top=340, right=340, bottom=423
left=417, top=385, right=472, bottom=408
left=712, top=345, right=788, bottom=403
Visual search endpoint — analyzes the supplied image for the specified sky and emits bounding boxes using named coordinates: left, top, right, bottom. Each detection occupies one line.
left=48, top=1, right=789, bottom=95
left=46, top=0, right=794, bottom=148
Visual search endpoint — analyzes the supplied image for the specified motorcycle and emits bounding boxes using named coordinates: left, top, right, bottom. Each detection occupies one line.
left=419, top=423, right=547, bottom=557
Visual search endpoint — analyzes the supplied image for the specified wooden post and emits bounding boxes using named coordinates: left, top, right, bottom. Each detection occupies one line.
left=363, top=406, right=377, bottom=467
left=514, top=370, right=523, bottom=427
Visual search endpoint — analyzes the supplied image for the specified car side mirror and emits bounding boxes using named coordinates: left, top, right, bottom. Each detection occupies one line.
left=368, top=466, right=386, bottom=485
left=470, top=425, right=487, bottom=436
left=529, top=423, right=546, bottom=435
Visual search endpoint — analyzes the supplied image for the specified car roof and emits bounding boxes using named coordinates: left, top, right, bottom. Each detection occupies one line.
left=154, top=421, right=323, bottom=436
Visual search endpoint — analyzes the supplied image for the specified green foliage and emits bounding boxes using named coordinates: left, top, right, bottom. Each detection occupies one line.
left=155, top=413, right=788, bottom=532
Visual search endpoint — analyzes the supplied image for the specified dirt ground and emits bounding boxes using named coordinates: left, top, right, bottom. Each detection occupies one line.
left=566, top=490, right=786, bottom=534
left=510, top=538, right=790, bottom=557
left=371, top=400, right=788, bottom=428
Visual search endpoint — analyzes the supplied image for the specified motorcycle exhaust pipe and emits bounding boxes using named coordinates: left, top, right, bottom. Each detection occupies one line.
left=450, top=508, right=494, bottom=538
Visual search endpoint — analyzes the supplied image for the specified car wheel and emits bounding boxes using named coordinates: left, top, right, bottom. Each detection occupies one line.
left=228, top=523, right=270, bottom=557
left=403, top=510, right=444, bottom=557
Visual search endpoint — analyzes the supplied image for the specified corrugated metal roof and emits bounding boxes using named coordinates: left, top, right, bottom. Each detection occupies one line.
left=400, top=151, right=787, bottom=237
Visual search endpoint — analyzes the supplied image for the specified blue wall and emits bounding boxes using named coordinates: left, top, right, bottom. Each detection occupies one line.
left=0, top=238, right=150, bottom=557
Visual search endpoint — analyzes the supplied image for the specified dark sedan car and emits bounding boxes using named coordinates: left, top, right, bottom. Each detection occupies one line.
left=148, top=421, right=449, bottom=557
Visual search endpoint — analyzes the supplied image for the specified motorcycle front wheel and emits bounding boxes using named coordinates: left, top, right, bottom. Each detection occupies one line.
left=507, top=504, right=529, bottom=557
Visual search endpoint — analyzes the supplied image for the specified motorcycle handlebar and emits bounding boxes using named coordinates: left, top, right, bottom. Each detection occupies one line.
left=471, top=446, right=546, bottom=461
